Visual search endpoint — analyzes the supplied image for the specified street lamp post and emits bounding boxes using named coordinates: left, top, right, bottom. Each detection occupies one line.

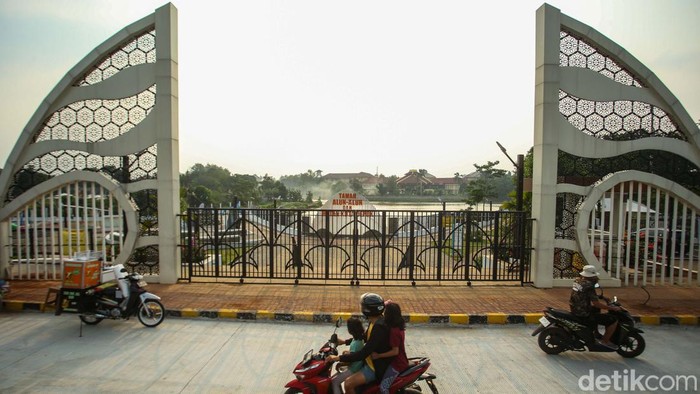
left=496, top=142, right=526, bottom=271
left=496, top=142, right=524, bottom=212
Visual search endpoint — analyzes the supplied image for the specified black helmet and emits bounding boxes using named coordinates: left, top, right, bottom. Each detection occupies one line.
left=360, top=293, right=385, bottom=317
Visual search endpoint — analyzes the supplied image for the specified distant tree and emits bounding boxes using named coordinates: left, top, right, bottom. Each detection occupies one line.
left=501, top=148, right=533, bottom=212
left=8, top=165, right=51, bottom=200
left=287, top=189, right=302, bottom=202
left=331, top=181, right=347, bottom=195
left=259, top=174, right=288, bottom=201
left=181, top=163, right=259, bottom=206
left=465, top=178, right=492, bottom=209
left=305, top=191, right=313, bottom=203
left=349, top=178, right=364, bottom=194
left=376, top=175, right=399, bottom=195
left=188, top=185, right=213, bottom=207
left=465, top=161, right=506, bottom=209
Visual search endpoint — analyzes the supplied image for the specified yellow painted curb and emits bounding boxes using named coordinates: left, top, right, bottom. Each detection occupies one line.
left=180, top=309, right=200, bottom=318
left=524, top=313, right=544, bottom=324
left=449, top=314, right=469, bottom=324
left=331, top=312, right=352, bottom=322
left=487, top=313, right=507, bottom=324
left=408, top=313, right=430, bottom=324
left=218, top=309, right=238, bottom=319
left=639, top=315, right=660, bottom=325
left=4, top=301, right=24, bottom=312
left=294, top=312, right=314, bottom=321
left=256, top=310, right=275, bottom=320
left=677, top=315, right=698, bottom=325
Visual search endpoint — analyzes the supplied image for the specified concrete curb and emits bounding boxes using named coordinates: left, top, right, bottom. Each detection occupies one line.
left=4, top=301, right=700, bottom=326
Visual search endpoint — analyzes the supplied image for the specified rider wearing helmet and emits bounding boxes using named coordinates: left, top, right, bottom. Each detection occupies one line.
left=326, top=293, right=393, bottom=394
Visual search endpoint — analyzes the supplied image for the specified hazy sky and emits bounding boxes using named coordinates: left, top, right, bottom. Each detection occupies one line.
left=0, top=0, right=698, bottom=179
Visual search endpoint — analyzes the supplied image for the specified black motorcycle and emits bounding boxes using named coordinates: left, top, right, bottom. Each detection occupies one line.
left=531, top=290, right=645, bottom=358
left=77, top=264, right=165, bottom=327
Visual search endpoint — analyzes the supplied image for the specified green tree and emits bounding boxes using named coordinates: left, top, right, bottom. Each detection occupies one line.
left=501, top=148, right=533, bottom=212
left=465, top=161, right=506, bottom=209
left=259, top=174, right=288, bottom=201
left=8, top=165, right=51, bottom=199
left=188, top=185, right=213, bottom=207
left=465, top=178, right=491, bottom=209
left=288, top=189, right=303, bottom=201
left=376, top=175, right=399, bottom=195
left=349, top=178, right=364, bottom=194
left=330, top=181, right=347, bottom=195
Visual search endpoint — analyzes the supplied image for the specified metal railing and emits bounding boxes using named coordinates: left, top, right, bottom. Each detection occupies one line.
left=179, top=208, right=531, bottom=285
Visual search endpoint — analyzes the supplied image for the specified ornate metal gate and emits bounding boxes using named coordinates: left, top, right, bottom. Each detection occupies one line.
left=179, top=208, right=531, bottom=285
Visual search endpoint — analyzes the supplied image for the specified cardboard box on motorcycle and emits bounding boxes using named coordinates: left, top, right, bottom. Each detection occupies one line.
left=62, top=252, right=102, bottom=289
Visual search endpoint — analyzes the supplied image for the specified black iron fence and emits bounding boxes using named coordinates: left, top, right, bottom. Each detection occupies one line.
left=178, top=208, right=532, bottom=285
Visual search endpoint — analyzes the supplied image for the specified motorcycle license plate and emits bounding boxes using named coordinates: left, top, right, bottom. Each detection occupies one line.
left=539, top=316, right=550, bottom=327
left=137, top=280, right=147, bottom=288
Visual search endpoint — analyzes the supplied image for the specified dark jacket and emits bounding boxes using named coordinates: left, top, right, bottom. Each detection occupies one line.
left=339, top=317, right=392, bottom=380
left=569, top=277, right=599, bottom=317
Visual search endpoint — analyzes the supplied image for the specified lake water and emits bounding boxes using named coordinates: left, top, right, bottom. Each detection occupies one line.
left=370, top=201, right=501, bottom=211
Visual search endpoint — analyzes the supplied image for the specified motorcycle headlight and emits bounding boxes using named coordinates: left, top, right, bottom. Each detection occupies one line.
left=294, top=361, right=323, bottom=380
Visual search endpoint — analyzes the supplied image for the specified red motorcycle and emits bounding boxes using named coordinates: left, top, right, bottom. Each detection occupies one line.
left=284, top=318, right=438, bottom=394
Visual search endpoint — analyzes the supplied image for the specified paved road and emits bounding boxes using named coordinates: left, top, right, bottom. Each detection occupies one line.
left=0, top=314, right=698, bottom=393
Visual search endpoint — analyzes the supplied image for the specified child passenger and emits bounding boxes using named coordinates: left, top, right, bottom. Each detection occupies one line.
left=371, top=301, right=409, bottom=394
left=331, top=317, right=365, bottom=394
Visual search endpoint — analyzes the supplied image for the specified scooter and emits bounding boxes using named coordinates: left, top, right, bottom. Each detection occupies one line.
left=531, top=290, right=645, bottom=358
left=77, top=264, right=165, bottom=327
left=284, top=318, right=439, bottom=394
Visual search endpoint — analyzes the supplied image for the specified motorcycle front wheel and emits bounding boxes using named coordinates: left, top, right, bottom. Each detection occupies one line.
left=138, top=299, right=165, bottom=327
left=79, top=314, right=104, bottom=325
left=537, top=326, right=569, bottom=355
left=284, top=389, right=303, bottom=394
left=617, top=331, right=645, bottom=358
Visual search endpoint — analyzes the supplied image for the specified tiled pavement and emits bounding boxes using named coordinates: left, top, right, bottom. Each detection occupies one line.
left=3, top=279, right=700, bottom=325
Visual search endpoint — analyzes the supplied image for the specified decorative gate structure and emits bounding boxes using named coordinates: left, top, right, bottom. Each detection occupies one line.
left=179, top=208, right=531, bottom=284
left=0, top=4, right=180, bottom=283
left=532, top=4, right=700, bottom=287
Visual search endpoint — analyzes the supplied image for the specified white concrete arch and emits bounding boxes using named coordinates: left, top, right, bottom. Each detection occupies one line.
left=573, top=171, right=700, bottom=285
left=0, top=171, right=139, bottom=267
left=0, top=3, right=179, bottom=283
left=533, top=4, right=700, bottom=287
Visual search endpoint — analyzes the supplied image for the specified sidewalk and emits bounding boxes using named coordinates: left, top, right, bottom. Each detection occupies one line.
left=3, top=280, right=700, bottom=325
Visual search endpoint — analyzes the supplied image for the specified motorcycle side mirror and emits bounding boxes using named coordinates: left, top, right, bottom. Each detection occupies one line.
left=120, top=268, right=128, bottom=273
left=335, top=317, right=343, bottom=328
left=613, top=296, right=618, bottom=303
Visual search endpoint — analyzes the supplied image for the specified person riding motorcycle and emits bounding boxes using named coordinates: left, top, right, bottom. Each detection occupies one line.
left=326, top=293, right=393, bottom=394
left=569, top=265, right=621, bottom=349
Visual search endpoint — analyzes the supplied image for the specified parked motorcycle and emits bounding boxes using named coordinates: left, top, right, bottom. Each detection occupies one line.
left=284, top=318, right=438, bottom=394
left=78, top=264, right=165, bottom=327
left=531, top=289, right=645, bottom=358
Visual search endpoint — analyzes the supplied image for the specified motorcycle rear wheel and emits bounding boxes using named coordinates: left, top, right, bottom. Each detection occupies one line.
left=79, top=314, right=104, bottom=325
left=538, top=326, right=569, bottom=355
left=617, top=331, right=645, bottom=358
left=138, top=299, right=165, bottom=327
